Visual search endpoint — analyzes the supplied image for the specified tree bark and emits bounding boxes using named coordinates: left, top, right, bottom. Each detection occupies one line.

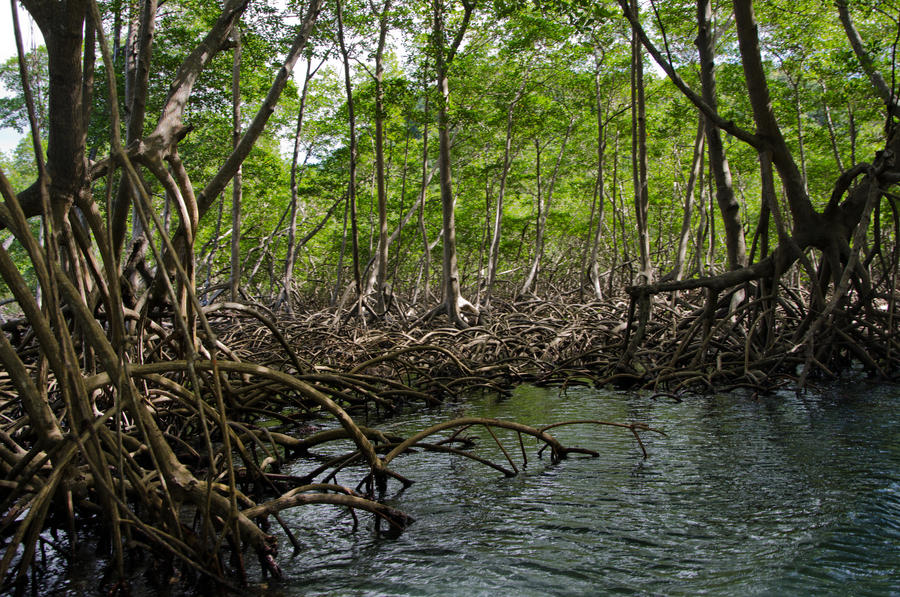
left=836, top=0, right=899, bottom=116
left=432, top=0, right=475, bottom=327
left=336, top=0, right=361, bottom=297
left=665, top=117, right=705, bottom=282
left=733, top=0, right=818, bottom=238
left=20, top=0, right=90, bottom=230
left=630, top=0, right=652, bottom=284
left=111, top=0, right=157, bottom=259
left=370, top=0, right=393, bottom=312
left=485, top=75, right=528, bottom=308
left=586, top=48, right=607, bottom=299
left=696, top=0, right=746, bottom=270
left=229, top=26, right=242, bottom=301
left=415, top=89, right=432, bottom=305
left=521, top=119, right=574, bottom=296
left=281, top=56, right=322, bottom=312
left=819, top=81, right=846, bottom=172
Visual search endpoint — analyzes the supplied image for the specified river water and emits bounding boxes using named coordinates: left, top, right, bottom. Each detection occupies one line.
left=265, top=382, right=900, bottom=596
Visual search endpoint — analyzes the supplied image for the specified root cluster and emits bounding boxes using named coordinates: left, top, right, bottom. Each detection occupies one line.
left=1, top=271, right=895, bottom=592
left=0, top=294, right=668, bottom=593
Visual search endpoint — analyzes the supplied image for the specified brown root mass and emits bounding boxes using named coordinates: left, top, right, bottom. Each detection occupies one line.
left=1, top=271, right=897, bottom=593
left=0, top=293, right=682, bottom=593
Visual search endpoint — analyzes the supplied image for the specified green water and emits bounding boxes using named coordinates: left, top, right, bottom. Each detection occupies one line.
left=265, top=383, right=900, bottom=596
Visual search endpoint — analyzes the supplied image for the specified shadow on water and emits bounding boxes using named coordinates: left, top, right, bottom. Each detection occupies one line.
left=264, top=383, right=900, bottom=596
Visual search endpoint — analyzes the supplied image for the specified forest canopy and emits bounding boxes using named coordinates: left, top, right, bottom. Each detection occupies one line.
left=0, top=0, right=889, bottom=308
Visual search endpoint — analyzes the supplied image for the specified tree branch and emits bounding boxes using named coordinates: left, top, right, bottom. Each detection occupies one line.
left=197, top=0, right=323, bottom=218
left=615, top=0, right=760, bottom=147
left=836, top=0, right=900, bottom=116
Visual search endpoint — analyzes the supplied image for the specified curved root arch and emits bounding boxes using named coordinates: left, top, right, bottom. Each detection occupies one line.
left=86, top=359, right=385, bottom=476
left=538, top=420, right=668, bottom=459
left=383, top=417, right=597, bottom=467
left=243, top=483, right=414, bottom=532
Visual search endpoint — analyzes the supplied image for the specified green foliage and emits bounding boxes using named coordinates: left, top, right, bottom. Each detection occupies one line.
left=1, top=0, right=895, bottom=298
left=0, top=137, right=42, bottom=303
left=0, top=47, right=48, bottom=136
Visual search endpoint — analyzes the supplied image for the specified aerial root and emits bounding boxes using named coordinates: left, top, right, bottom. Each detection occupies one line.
left=3, top=294, right=741, bottom=591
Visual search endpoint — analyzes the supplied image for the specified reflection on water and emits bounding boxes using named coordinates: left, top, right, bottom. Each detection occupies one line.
left=268, top=383, right=900, bottom=596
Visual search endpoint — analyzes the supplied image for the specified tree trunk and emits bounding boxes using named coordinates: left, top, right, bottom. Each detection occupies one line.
left=432, top=0, right=475, bottom=327
left=281, top=56, right=319, bottom=312
left=611, top=131, right=627, bottom=293
left=111, top=0, right=156, bottom=260
left=415, top=90, right=432, bottom=305
left=786, top=68, right=808, bottom=192
left=436, top=67, right=464, bottom=324
left=819, top=81, right=846, bottom=173
left=485, top=76, right=528, bottom=308
left=23, top=1, right=88, bottom=232
left=370, top=0, right=393, bottom=312
left=695, top=163, right=708, bottom=276
left=703, top=169, right=715, bottom=274
left=521, top=119, right=574, bottom=296
left=836, top=0, right=899, bottom=115
left=668, top=117, right=705, bottom=282
left=475, top=174, right=491, bottom=306
left=391, top=126, right=411, bottom=285
left=332, top=194, right=351, bottom=306
left=630, top=0, right=652, bottom=283
left=336, top=0, right=361, bottom=297
left=522, top=139, right=542, bottom=295
left=696, top=0, right=746, bottom=270
left=587, top=49, right=607, bottom=299
left=230, top=26, right=242, bottom=301
left=202, top=191, right=225, bottom=293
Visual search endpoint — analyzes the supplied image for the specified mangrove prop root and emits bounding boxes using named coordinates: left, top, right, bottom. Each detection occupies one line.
left=7, top=279, right=895, bottom=590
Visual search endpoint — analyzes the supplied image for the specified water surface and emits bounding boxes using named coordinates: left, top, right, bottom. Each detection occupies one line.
left=268, top=383, right=900, bottom=596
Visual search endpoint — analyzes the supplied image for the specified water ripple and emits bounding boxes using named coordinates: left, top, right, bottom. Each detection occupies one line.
left=271, top=383, right=900, bottom=596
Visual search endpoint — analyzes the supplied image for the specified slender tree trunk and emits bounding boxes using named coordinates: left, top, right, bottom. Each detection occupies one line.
left=786, top=69, right=808, bottom=192
left=757, top=152, right=776, bottom=260
left=336, top=0, right=361, bottom=296
left=611, top=131, right=626, bottom=294
left=695, top=164, right=708, bottom=275
left=230, top=26, right=242, bottom=301
left=756, top=149, right=779, bottom=344
left=587, top=51, right=607, bottom=299
left=696, top=0, right=746, bottom=270
left=332, top=194, right=350, bottom=306
left=476, top=175, right=491, bottom=306
left=733, top=0, right=814, bottom=229
left=112, top=0, right=157, bottom=261
left=281, top=56, right=320, bottom=312
left=432, top=0, right=475, bottom=326
left=836, top=0, right=899, bottom=115
left=706, top=169, right=716, bottom=273
left=415, top=90, right=431, bottom=305
left=521, top=120, right=574, bottom=296
left=631, top=0, right=652, bottom=283
left=437, top=67, right=464, bottom=323
left=370, top=0, right=393, bottom=312
left=522, top=139, right=542, bottom=295
left=485, top=76, right=528, bottom=307
left=391, top=125, right=411, bottom=286
left=669, top=118, right=705, bottom=281
left=367, top=155, right=376, bottom=254
left=819, top=81, right=846, bottom=172
left=202, top=193, right=225, bottom=293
